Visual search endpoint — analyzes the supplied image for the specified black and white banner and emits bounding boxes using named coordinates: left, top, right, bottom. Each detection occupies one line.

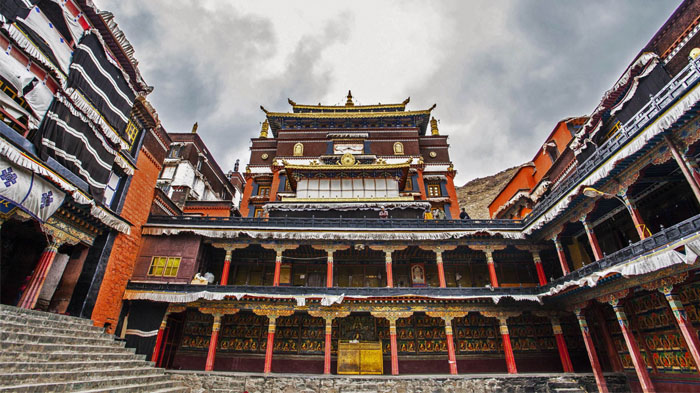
left=38, top=96, right=118, bottom=201
left=0, top=155, right=64, bottom=222
left=0, top=0, right=35, bottom=23
left=67, top=31, right=135, bottom=137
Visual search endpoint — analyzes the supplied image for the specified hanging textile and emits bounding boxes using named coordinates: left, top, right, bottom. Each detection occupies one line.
left=0, top=0, right=35, bottom=23
left=38, top=96, right=117, bottom=201
left=67, top=31, right=135, bottom=137
left=0, top=154, right=64, bottom=221
left=17, top=5, right=74, bottom=74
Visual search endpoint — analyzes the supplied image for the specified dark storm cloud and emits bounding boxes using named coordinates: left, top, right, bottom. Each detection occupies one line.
left=95, top=0, right=681, bottom=182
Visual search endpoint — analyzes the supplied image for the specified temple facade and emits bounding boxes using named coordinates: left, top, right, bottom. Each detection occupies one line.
left=2, top=1, right=700, bottom=393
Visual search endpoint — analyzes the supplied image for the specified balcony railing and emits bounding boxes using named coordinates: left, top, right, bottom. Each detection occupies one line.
left=147, top=214, right=524, bottom=230
left=130, top=213, right=700, bottom=300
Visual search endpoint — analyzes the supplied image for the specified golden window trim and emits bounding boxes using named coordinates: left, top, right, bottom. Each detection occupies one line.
left=147, top=256, right=181, bottom=277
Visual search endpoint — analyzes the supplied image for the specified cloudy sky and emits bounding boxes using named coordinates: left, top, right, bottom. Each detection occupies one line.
left=95, top=0, right=681, bottom=185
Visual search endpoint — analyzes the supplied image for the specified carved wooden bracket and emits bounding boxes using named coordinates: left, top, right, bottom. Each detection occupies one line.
left=596, top=289, right=630, bottom=305
left=640, top=271, right=689, bottom=292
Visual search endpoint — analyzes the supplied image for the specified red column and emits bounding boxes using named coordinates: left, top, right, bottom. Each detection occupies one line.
left=661, top=286, right=700, bottom=375
left=264, top=316, right=276, bottom=373
left=152, top=314, right=169, bottom=364
left=436, top=251, right=446, bottom=288
left=324, top=318, right=332, bottom=374
left=575, top=308, right=609, bottom=393
left=621, top=194, right=649, bottom=239
left=532, top=251, right=547, bottom=286
left=485, top=250, right=499, bottom=288
left=610, top=300, right=655, bottom=393
left=18, top=241, right=60, bottom=309
left=553, top=236, right=571, bottom=275
left=592, top=305, right=624, bottom=372
left=205, top=314, right=221, bottom=371
left=272, top=250, right=282, bottom=287
left=498, top=318, right=517, bottom=374
left=582, top=219, right=604, bottom=261
left=551, top=317, right=574, bottom=372
left=326, top=251, right=334, bottom=288
left=416, top=168, right=427, bottom=200
left=390, top=319, right=400, bottom=375
left=664, top=133, right=700, bottom=203
left=269, top=168, right=281, bottom=202
left=444, top=172, right=461, bottom=219
left=385, top=251, right=394, bottom=288
left=445, top=318, right=458, bottom=375
left=220, top=249, right=232, bottom=286
left=239, top=174, right=254, bottom=217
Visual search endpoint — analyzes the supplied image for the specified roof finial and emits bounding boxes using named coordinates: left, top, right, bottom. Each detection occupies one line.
left=430, top=117, right=439, bottom=136
left=345, top=90, right=354, bottom=106
left=260, top=119, right=269, bottom=138
left=191, top=122, right=198, bottom=133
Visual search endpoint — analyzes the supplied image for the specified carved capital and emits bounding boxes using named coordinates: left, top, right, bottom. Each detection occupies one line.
left=596, top=289, right=629, bottom=305
left=479, top=310, right=521, bottom=320
left=199, top=307, right=239, bottom=318
left=260, top=243, right=300, bottom=253
left=640, top=271, right=688, bottom=292
left=210, top=242, right=251, bottom=252
left=367, top=245, right=408, bottom=253
left=370, top=311, right=413, bottom=323
left=308, top=310, right=350, bottom=321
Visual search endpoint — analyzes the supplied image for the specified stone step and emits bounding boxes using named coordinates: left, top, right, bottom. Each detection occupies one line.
left=1, top=340, right=135, bottom=355
left=0, top=312, right=102, bottom=331
left=0, top=320, right=110, bottom=338
left=0, top=350, right=146, bottom=363
left=0, top=305, right=94, bottom=326
left=0, top=366, right=164, bottom=386
left=0, top=331, right=123, bottom=347
left=0, top=374, right=176, bottom=393
left=76, top=382, right=189, bottom=393
left=0, top=359, right=154, bottom=373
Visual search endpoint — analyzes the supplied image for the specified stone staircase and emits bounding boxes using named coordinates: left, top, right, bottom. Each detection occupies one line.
left=0, top=304, right=189, bottom=392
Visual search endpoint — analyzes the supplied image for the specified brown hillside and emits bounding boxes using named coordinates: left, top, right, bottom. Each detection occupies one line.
left=456, top=166, right=520, bottom=219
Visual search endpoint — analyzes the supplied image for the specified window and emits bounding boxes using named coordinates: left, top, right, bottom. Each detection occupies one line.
left=196, top=157, right=203, bottom=171
left=254, top=208, right=264, bottom=217
left=427, top=184, right=441, bottom=197
left=168, top=145, right=182, bottom=158
left=125, top=120, right=139, bottom=147
left=257, top=186, right=270, bottom=197
left=148, top=256, right=181, bottom=277
left=103, top=171, right=122, bottom=207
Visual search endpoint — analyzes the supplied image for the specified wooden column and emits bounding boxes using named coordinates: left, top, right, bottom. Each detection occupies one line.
left=309, top=310, right=349, bottom=375
left=253, top=309, right=294, bottom=374
left=486, top=250, right=499, bottom=288
left=435, top=250, right=446, bottom=288
left=574, top=307, right=609, bottom=393
left=389, top=318, right=400, bottom=375
left=664, top=133, right=700, bottom=203
left=552, top=234, right=571, bottom=275
left=416, top=168, right=427, bottom=200
left=426, top=311, right=466, bottom=375
left=152, top=313, right=170, bottom=364
left=220, top=249, right=232, bottom=286
left=385, top=251, right=394, bottom=288
left=199, top=307, right=238, bottom=372
left=374, top=311, right=414, bottom=375
left=620, top=193, right=649, bottom=239
left=264, top=316, right=276, bottom=374
left=592, top=304, right=624, bottom=372
left=18, top=240, right=62, bottom=309
left=445, top=317, right=458, bottom=374
left=326, top=250, right=334, bottom=288
left=551, top=317, right=574, bottom=372
left=609, top=299, right=655, bottom=393
left=262, top=245, right=299, bottom=287
left=205, top=313, right=222, bottom=371
left=498, top=317, right=517, bottom=374
left=581, top=218, right=604, bottom=261
left=369, top=246, right=407, bottom=288
left=531, top=251, right=547, bottom=286
left=660, top=285, right=700, bottom=375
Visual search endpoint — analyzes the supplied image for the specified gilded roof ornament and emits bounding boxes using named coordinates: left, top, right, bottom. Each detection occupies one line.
left=430, top=117, right=439, bottom=135
left=260, top=119, right=269, bottom=138
left=345, top=90, right=354, bottom=106
left=402, top=97, right=410, bottom=105
left=191, top=122, right=198, bottom=134
left=288, top=98, right=297, bottom=106
left=260, top=105, right=269, bottom=114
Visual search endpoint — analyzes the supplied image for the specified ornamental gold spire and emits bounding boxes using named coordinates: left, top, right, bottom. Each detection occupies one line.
left=260, top=119, right=269, bottom=138
left=345, top=90, right=354, bottom=106
left=430, top=117, right=439, bottom=135
left=191, top=122, right=198, bottom=133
